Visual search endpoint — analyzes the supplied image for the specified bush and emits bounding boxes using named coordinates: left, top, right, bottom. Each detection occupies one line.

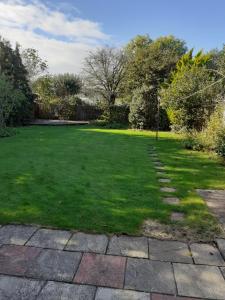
left=0, top=74, right=26, bottom=136
left=184, top=105, right=225, bottom=158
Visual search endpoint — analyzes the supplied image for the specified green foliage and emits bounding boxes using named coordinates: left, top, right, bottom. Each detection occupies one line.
left=32, top=74, right=82, bottom=119
left=184, top=105, right=225, bottom=158
left=160, top=50, right=220, bottom=131
left=0, top=74, right=26, bottom=136
left=123, top=35, right=186, bottom=129
left=21, top=48, right=48, bottom=80
left=0, top=37, right=33, bottom=124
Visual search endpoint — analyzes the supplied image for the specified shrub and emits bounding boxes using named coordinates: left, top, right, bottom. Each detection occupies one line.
left=184, top=105, right=225, bottom=158
left=0, top=74, right=26, bottom=137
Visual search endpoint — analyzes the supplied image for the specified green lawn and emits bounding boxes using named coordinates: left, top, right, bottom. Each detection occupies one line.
left=0, top=125, right=225, bottom=239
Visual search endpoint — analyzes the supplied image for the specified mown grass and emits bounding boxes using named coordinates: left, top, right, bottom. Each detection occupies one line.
left=0, top=125, right=224, bottom=239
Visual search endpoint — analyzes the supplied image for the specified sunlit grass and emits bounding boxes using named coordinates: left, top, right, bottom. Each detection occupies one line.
left=0, top=125, right=224, bottom=238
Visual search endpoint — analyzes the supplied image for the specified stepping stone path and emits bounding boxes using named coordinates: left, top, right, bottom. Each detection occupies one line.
left=149, top=145, right=183, bottom=223
left=1, top=225, right=225, bottom=299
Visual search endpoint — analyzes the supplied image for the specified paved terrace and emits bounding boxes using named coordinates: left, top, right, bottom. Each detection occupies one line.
left=1, top=225, right=225, bottom=299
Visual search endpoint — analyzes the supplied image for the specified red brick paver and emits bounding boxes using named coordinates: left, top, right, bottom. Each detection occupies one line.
left=74, top=253, right=126, bottom=288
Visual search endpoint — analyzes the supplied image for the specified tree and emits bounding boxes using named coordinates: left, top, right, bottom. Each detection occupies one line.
left=123, top=35, right=187, bottom=129
left=160, top=50, right=221, bottom=131
left=83, top=47, right=126, bottom=120
left=21, top=48, right=48, bottom=80
left=32, top=73, right=82, bottom=119
left=53, top=73, right=82, bottom=98
left=0, top=37, right=34, bottom=124
left=0, top=74, right=26, bottom=136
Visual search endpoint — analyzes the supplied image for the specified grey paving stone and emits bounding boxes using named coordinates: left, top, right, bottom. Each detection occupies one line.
left=216, top=239, right=225, bottom=259
left=107, top=235, right=148, bottom=258
left=0, top=245, right=42, bottom=276
left=163, top=197, right=180, bottom=205
left=95, top=287, right=150, bottom=300
left=190, top=243, right=225, bottom=266
left=148, top=239, right=192, bottom=263
left=174, top=263, right=225, bottom=299
left=155, top=166, right=165, bottom=170
left=160, top=187, right=176, bottom=193
left=37, top=281, right=96, bottom=300
left=171, top=212, right=184, bottom=221
left=0, top=275, right=44, bottom=300
left=66, top=232, right=108, bottom=254
left=125, top=258, right=176, bottom=294
left=157, top=172, right=167, bottom=176
left=159, top=178, right=171, bottom=183
left=0, top=225, right=37, bottom=245
left=26, top=249, right=82, bottom=281
left=26, top=228, right=71, bottom=250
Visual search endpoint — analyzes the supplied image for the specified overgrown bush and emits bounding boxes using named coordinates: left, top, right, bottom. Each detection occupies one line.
left=184, top=105, right=225, bottom=158
left=0, top=74, right=26, bottom=137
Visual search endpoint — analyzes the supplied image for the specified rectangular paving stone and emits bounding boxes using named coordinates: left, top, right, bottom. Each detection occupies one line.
left=26, top=228, right=71, bottom=250
left=107, top=235, right=148, bottom=258
left=0, top=245, right=41, bottom=276
left=190, top=243, right=225, bottom=266
left=95, top=287, right=150, bottom=300
left=26, top=249, right=81, bottom=281
left=74, top=253, right=126, bottom=288
left=125, top=258, right=176, bottom=294
left=171, top=212, right=184, bottom=221
left=163, top=197, right=180, bottom=205
left=216, top=239, right=225, bottom=259
left=148, top=239, right=192, bottom=263
left=0, top=225, right=38, bottom=245
left=160, top=187, right=176, bottom=193
left=0, top=275, right=44, bottom=300
left=66, top=232, right=108, bottom=254
left=151, top=294, right=202, bottom=300
left=37, top=281, right=96, bottom=300
left=173, top=263, right=225, bottom=299
left=159, top=178, right=171, bottom=183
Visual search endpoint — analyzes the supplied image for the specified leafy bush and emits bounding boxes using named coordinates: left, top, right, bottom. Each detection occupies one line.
left=0, top=74, right=26, bottom=137
left=184, top=105, right=225, bottom=158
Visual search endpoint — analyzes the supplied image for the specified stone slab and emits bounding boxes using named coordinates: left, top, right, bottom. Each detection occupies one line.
left=148, top=239, right=192, bottom=263
left=171, top=212, right=184, bottom=221
left=74, top=253, right=126, bottom=288
left=151, top=294, right=202, bottom=300
left=37, top=281, right=96, bottom=300
left=174, top=263, right=225, bottom=299
left=163, top=197, right=180, bottom=205
left=66, top=232, right=108, bottom=254
left=216, top=239, right=225, bottom=260
left=160, top=187, right=176, bottom=193
left=0, top=225, right=37, bottom=245
left=95, top=287, right=150, bottom=300
left=159, top=179, right=171, bottom=183
left=107, top=235, right=148, bottom=258
left=0, top=275, right=44, bottom=300
left=26, top=228, right=71, bottom=250
left=26, top=249, right=81, bottom=281
left=155, top=166, right=165, bottom=170
left=0, top=245, right=41, bottom=276
left=157, top=172, right=167, bottom=176
left=125, top=258, right=176, bottom=294
left=190, top=243, right=225, bottom=266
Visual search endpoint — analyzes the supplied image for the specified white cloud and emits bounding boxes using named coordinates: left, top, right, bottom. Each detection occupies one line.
left=0, top=0, right=110, bottom=73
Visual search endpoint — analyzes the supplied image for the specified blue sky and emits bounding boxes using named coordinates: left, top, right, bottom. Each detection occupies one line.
left=1, top=0, right=224, bottom=73
left=43, top=0, right=225, bottom=51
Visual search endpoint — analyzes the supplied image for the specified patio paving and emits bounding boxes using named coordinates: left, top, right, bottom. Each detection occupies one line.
left=0, top=224, right=225, bottom=299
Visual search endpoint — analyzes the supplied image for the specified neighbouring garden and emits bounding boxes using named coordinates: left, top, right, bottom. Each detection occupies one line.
left=0, top=34, right=225, bottom=240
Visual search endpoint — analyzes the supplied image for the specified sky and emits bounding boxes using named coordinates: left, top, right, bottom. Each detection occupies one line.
left=0, top=0, right=225, bottom=74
